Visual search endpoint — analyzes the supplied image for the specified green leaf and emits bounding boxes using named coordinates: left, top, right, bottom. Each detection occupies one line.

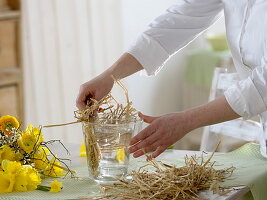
left=36, top=185, right=51, bottom=192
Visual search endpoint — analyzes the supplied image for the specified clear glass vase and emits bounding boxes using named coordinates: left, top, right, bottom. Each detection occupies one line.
left=82, top=117, right=142, bottom=183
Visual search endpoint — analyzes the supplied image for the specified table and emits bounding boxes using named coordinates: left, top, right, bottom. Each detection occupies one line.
left=157, top=150, right=250, bottom=200
left=52, top=144, right=250, bottom=200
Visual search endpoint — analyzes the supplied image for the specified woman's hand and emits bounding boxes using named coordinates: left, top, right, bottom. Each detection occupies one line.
left=76, top=53, right=143, bottom=110
left=76, top=72, right=114, bottom=110
left=128, top=96, right=240, bottom=159
left=128, top=112, right=193, bottom=158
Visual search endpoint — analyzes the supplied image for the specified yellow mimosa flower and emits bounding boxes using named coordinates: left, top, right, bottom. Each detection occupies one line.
left=0, top=145, right=16, bottom=163
left=0, top=115, right=19, bottom=135
left=49, top=180, right=62, bottom=193
left=2, top=160, right=22, bottom=175
left=115, top=148, right=126, bottom=163
left=0, top=172, right=15, bottom=193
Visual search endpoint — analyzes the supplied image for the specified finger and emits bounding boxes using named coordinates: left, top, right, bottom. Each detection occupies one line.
left=76, top=93, right=87, bottom=110
left=132, top=149, right=148, bottom=158
left=138, top=112, right=158, bottom=124
left=132, top=141, right=161, bottom=158
left=151, top=145, right=168, bottom=158
left=76, top=84, right=90, bottom=110
left=128, top=132, right=159, bottom=154
left=129, top=124, right=155, bottom=145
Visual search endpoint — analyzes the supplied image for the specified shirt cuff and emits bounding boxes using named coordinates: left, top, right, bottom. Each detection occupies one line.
left=126, top=33, right=169, bottom=76
left=224, top=77, right=267, bottom=119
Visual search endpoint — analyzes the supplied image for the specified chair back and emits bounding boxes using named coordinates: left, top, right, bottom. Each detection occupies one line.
left=200, top=68, right=262, bottom=152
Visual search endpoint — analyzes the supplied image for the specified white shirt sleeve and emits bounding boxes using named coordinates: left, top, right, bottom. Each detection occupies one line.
left=225, top=63, right=267, bottom=119
left=127, top=0, right=223, bottom=75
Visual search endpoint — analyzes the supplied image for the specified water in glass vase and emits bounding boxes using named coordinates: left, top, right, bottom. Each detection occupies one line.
left=92, top=126, right=132, bottom=182
left=83, top=117, right=142, bottom=183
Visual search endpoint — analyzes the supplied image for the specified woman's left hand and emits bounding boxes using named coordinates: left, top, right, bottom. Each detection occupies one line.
left=128, top=112, right=193, bottom=158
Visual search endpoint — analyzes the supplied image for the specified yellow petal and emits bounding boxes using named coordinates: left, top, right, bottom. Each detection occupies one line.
left=115, top=148, right=126, bottom=163
left=0, top=145, right=16, bottom=163
left=0, top=115, right=19, bottom=135
left=0, top=172, right=15, bottom=193
left=50, top=180, right=62, bottom=193
left=14, top=173, right=28, bottom=192
left=80, top=141, right=86, bottom=157
left=1, top=160, right=22, bottom=174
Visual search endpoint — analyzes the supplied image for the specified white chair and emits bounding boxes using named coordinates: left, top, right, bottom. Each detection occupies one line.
left=200, top=68, right=263, bottom=152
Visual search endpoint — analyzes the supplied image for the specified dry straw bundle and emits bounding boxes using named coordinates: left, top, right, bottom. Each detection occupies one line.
left=101, top=151, right=235, bottom=200
left=74, top=78, right=139, bottom=177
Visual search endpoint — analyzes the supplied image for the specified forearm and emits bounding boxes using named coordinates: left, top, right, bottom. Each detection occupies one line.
left=105, top=53, right=143, bottom=80
left=185, top=96, right=240, bottom=130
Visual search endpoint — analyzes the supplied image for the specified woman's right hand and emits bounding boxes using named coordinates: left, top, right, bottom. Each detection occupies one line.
left=76, top=71, right=114, bottom=110
left=76, top=53, right=144, bottom=110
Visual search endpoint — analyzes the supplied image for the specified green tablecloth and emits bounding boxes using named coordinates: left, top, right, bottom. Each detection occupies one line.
left=131, top=143, right=267, bottom=200
left=185, top=49, right=231, bottom=88
left=213, top=143, right=267, bottom=200
left=0, top=143, right=266, bottom=200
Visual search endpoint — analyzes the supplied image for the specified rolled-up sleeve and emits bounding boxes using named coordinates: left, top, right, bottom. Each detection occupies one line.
left=127, top=0, right=223, bottom=75
left=224, top=64, right=267, bottom=119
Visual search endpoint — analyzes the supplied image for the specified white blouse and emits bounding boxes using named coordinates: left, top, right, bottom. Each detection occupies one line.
left=127, top=0, right=267, bottom=121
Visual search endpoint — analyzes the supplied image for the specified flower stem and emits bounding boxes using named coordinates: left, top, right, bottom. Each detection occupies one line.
left=36, top=185, right=51, bottom=192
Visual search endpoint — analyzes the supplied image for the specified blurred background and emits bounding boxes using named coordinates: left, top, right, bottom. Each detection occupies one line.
left=0, top=0, right=233, bottom=149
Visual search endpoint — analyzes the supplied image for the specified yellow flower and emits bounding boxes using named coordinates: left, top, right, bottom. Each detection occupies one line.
left=33, top=147, right=50, bottom=170
left=11, top=164, right=41, bottom=192
left=44, top=161, right=65, bottom=177
left=13, top=173, right=28, bottom=192
left=18, top=131, right=38, bottom=154
left=49, top=180, right=62, bottom=193
left=26, top=125, right=44, bottom=143
left=20, top=165, right=41, bottom=191
left=0, top=145, right=16, bottom=163
left=80, top=141, right=86, bottom=157
left=53, top=162, right=65, bottom=177
left=18, top=125, right=44, bottom=154
left=0, top=172, right=15, bottom=193
left=27, top=172, right=41, bottom=190
left=15, top=152, right=24, bottom=161
left=2, top=160, right=22, bottom=175
left=43, top=156, right=65, bottom=177
left=0, top=115, right=19, bottom=135
left=115, top=148, right=126, bottom=163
